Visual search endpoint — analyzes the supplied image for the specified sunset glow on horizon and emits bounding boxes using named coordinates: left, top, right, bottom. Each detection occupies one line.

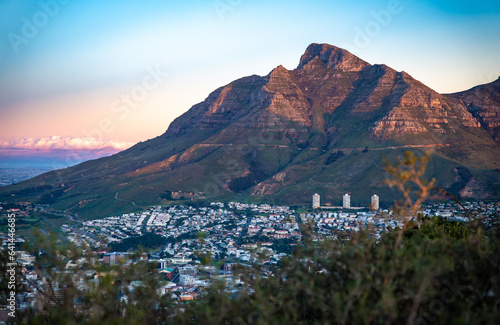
left=0, top=136, right=135, bottom=151
left=1, top=0, right=499, bottom=148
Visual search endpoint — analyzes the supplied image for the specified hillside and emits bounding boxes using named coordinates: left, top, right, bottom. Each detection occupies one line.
left=447, top=77, right=500, bottom=141
left=1, top=43, right=499, bottom=219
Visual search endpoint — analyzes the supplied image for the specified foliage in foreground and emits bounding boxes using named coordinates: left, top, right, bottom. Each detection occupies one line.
left=1, top=151, right=498, bottom=324
left=180, top=222, right=499, bottom=325
left=8, top=217, right=498, bottom=325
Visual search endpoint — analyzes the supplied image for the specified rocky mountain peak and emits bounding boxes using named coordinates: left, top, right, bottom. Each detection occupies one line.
left=449, top=77, right=500, bottom=141
left=267, top=65, right=290, bottom=80
left=297, top=43, right=370, bottom=71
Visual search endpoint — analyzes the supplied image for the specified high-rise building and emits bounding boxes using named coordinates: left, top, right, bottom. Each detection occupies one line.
left=371, top=194, right=379, bottom=210
left=158, top=259, right=168, bottom=270
left=312, top=193, right=320, bottom=208
left=343, top=194, right=350, bottom=208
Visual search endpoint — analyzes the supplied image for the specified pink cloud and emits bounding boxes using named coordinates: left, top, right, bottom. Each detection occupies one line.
left=0, top=136, right=135, bottom=151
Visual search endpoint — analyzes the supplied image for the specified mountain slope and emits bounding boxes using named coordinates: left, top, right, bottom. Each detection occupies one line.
left=1, top=44, right=499, bottom=218
left=447, top=77, right=500, bottom=141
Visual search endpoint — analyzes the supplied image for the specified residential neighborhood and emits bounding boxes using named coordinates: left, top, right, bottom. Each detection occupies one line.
left=1, top=199, right=498, bottom=317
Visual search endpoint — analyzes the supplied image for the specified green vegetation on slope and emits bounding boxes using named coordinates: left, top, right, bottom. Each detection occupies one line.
left=1, top=151, right=498, bottom=324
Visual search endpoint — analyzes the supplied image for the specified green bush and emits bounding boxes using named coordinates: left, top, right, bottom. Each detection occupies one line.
left=175, top=223, right=499, bottom=324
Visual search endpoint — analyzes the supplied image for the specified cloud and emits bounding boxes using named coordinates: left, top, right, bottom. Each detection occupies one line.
left=0, top=136, right=135, bottom=151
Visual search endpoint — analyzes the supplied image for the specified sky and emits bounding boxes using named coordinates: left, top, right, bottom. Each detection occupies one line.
left=0, top=0, right=499, bottom=150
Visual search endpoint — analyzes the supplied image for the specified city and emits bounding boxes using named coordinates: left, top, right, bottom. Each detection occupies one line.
left=1, top=195, right=498, bottom=317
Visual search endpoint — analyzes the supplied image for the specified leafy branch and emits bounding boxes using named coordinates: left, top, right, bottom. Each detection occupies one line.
left=384, top=151, right=435, bottom=249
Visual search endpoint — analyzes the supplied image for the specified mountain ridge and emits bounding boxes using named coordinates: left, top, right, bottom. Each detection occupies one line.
left=1, top=43, right=499, bottom=218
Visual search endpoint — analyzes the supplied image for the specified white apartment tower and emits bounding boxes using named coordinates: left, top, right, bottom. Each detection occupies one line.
left=312, top=193, right=320, bottom=208
left=343, top=194, right=350, bottom=208
left=371, top=194, right=379, bottom=210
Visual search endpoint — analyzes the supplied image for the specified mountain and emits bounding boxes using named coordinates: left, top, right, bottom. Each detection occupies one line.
left=448, top=77, right=500, bottom=142
left=1, top=43, right=499, bottom=218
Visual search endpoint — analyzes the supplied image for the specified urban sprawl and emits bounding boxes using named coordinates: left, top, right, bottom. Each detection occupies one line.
left=1, top=196, right=498, bottom=316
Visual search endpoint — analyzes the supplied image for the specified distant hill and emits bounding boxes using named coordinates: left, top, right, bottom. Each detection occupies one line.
left=1, top=43, right=499, bottom=219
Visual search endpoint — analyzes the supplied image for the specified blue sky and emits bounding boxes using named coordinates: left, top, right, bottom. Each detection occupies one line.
left=0, top=0, right=499, bottom=145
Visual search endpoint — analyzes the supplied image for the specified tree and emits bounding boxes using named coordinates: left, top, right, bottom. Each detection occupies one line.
left=384, top=151, right=436, bottom=249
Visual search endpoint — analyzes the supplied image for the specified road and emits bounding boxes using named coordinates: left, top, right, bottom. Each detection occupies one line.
left=115, top=192, right=142, bottom=208
left=192, top=143, right=450, bottom=151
